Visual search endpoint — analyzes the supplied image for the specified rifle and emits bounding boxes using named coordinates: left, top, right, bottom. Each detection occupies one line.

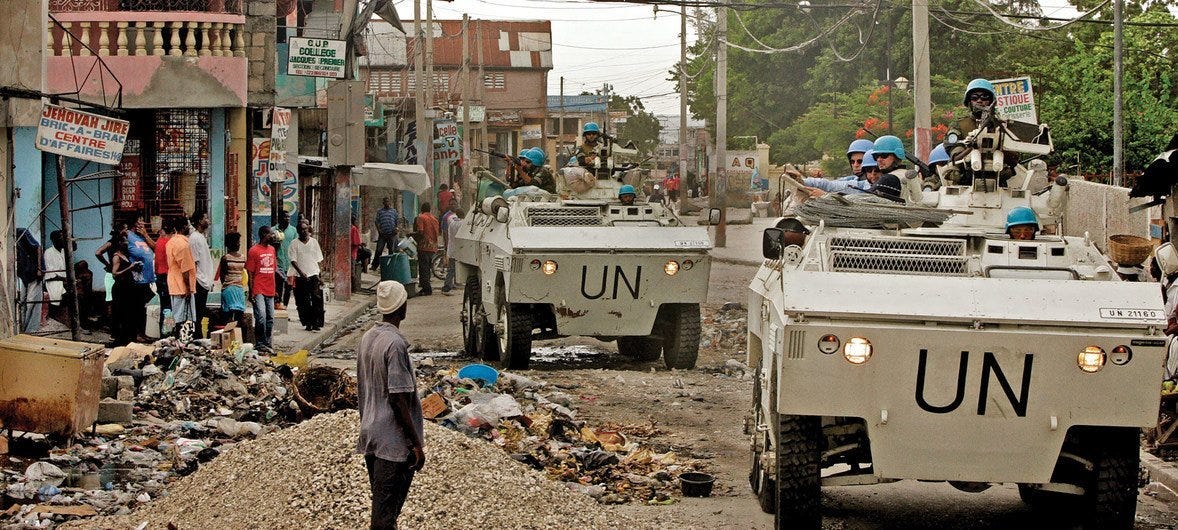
left=472, top=147, right=522, bottom=166
left=857, top=127, right=933, bottom=181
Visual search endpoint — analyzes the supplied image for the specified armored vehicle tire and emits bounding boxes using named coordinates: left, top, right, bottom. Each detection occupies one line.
left=775, top=414, right=821, bottom=530
left=462, top=277, right=498, bottom=360
left=617, top=337, right=661, bottom=362
left=661, top=303, right=700, bottom=370
left=498, top=303, right=533, bottom=370
left=751, top=447, right=776, bottom=514
left=1088, top=429, right=1139, bottom=530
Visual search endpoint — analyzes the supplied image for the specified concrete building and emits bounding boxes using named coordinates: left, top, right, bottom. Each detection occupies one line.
left=544, top=94, right=607, bottom=168
left=362, top=19, right=553, bottom=175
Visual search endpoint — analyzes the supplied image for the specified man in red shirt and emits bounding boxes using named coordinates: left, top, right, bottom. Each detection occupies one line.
left=154, top=219, right=174, bottom=334
left=437, top=184, right=454, bottom=214
left=412, top=202, right=440, bottom=296
left=246, top=225, right=279, bottom=353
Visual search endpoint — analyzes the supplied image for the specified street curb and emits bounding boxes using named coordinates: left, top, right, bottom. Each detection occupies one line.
left=1141, top=450, right=1178, bottom=497
left=289, top=294, right=376, bottom=354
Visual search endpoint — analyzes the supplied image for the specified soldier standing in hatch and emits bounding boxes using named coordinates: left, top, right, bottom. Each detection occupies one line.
left=945, top=78, right=1020, bottom=183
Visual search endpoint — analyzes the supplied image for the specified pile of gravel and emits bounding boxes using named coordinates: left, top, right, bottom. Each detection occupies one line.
left=63, top=411, right=672, bottom=529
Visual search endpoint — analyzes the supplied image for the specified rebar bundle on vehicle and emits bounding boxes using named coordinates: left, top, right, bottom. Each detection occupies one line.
left=796, top=194, right=954, bottom=229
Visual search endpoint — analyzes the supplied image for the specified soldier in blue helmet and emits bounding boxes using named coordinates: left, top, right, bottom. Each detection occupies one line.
left=618, top=184, right=637, bottom=205
left=798, top=139, right=878, bottom=195
left=945, top=78, right=1019, bottom=184
left=575, top=122, right=605, bottom=169
left=506, top=147, right=556, bottom=194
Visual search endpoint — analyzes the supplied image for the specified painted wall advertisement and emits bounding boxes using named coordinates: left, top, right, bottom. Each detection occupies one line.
left=252, top=137, right=298, bottom=215
left=433, top=136, right=461, bottom=163
left=287, top=37, right=347, bottom=79
left=269, top=107, right=291, bottom=182
left=521, top=124, right=542, bottom=141
left=35, top=104, right=130, bottom=165
left=991, top=77, right=1037, bottom=124
left=116, top=138, right=142, bottom=211
left=727, top=150, right=758, bottom=182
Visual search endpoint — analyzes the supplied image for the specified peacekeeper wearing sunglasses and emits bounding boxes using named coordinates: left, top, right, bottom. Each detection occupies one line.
left=943, top=78, right=1020, bottom=185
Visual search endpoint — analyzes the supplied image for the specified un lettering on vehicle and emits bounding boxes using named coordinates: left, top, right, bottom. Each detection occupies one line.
left=914, top=349, right=1033, bottom=417
left=580, top=265, right=641, bottom=300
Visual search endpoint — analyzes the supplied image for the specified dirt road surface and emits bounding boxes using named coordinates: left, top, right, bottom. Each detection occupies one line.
left=314, top=262, right=1178, bottom=529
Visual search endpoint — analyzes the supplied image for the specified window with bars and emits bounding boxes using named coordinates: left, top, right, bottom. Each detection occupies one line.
left=368, top=70, right=402, bottom=96
left=405, top=73, right=450, bottom=93
left=150, top=109, right=211, bottom=221
left=483, top=72, right=505, bottom=90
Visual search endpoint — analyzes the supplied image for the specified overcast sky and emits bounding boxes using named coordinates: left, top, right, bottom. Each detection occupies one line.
left=393, top=0, right=1083, bottom=117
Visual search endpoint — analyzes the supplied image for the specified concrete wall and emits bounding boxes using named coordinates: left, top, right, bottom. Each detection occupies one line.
left=246, top=0, right=277, bottom=107
left=48, top=56, right=248, bottom=109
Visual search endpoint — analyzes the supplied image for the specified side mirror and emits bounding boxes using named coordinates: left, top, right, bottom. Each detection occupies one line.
left=762, top=228, right=785, bottom=260
left=708, top=208, right=722, bottom=226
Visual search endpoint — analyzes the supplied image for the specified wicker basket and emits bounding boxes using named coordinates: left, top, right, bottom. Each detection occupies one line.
left=1108, top=234, right=1154, bottom=266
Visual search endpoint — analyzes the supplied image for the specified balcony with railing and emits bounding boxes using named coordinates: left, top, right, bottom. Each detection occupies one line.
left=48, top=0, right=248, bottom=109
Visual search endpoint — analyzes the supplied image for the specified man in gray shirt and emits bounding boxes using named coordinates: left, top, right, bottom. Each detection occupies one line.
left=356, top=280, right=424, bottom=529
left=188, top=211, right=214, bottom=338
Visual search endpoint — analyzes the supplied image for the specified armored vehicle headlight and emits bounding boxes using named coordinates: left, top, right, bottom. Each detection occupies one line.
left=843, top=337, right=872, bottom=364
left=1078, top=346, right=1107, bottom=373
left=664, top=260, right=680, bottom=276
left=543, top=260, right=558, bottom=275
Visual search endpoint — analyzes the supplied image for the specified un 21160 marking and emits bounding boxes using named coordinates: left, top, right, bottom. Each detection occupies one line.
left=915, top=350, right=1033, bottom=417
left=581, top=265, right=641, bottom=300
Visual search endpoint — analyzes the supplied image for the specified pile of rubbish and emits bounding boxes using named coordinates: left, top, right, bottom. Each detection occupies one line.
left=419, top=361, right=710, bottom=505
left=62, top=411, right=674, bottom=530
left=2, top=337, right=356, bottom=528
left=700, top=303, right=747, bottom=355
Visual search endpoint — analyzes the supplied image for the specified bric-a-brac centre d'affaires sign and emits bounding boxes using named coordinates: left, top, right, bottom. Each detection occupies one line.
left=287, top=37, right=347, bottom=79
left=35, top=104, right=130, bottom=165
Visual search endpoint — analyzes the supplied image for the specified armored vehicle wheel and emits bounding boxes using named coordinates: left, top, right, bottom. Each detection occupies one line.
left=775, top=414, right=821, bottom=530
left=497, top=302, right=533, bottom=370
left=661, top=303, right=700, bottom=370
left=1088, top=429, right=1139, bottom=530
left=617, top=336, right=661, bottom=362
left=751, top=440, right=776, bottom=514
left=462, top=277, right=497, bottom=360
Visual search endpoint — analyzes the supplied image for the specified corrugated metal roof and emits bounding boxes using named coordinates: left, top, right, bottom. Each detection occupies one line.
left=546, top=95, right=607, bottom=112
left=391, top=19, right=553, bottom=70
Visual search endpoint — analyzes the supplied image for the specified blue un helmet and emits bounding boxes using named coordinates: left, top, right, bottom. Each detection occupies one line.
left=963, top=78, right=995, bottom=106
left=847, top=139, right=874, bottom=159
left=928, top=143, right=950, bottom=166
left=583, top=122, right=601, bottom=135
left=872, top=135, right=906, bottom=160
left=1005, top=206, right=1040, bottom=234
left=618, top=184, right=636, bottom=197
left=522, top=148, right=545, bottom=167
left=860, top=150, right=878, bottom=170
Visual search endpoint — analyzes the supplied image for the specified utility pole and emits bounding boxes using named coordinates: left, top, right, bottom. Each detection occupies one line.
left=601, top=83, right=610, bottom=135
left=559, top=76, right=565, bottom=165
left=1112, top=0, right=1124, bottom=187
left=56, top=156, right=80, bottom=341
left=678, top=1, right=688, bottom=211
left=477, top=19, right=487, bottom=165
left=461, top=14, right=472, bottom=211
left=713, top=0, right=728, bottom=247
left=413, top=0, right=426, bottom=175
left=424, top=0, right=436, bottom=188
left=911, top=0, right=932, bottom=160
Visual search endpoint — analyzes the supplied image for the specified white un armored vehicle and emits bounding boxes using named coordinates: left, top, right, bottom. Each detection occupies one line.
left=451, top=167, right=711, bottom=370
left=748, top=122, right=1164, bottom=528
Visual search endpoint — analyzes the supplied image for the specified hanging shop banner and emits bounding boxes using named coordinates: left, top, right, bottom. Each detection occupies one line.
left=287, top=37, right=347, bottom=79
left=455, top=105, right=485, bottom=123
left=435, top=120, right=458, bottom=140
left=35, top=104, right=130, bottom=165
left=116, top=138, right=142, bottom=211
left=991, top=77, right=1037, bottom=124
left=433, top=136, right=461, bottom=163
left=269, top=107, right=292, bottom=182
